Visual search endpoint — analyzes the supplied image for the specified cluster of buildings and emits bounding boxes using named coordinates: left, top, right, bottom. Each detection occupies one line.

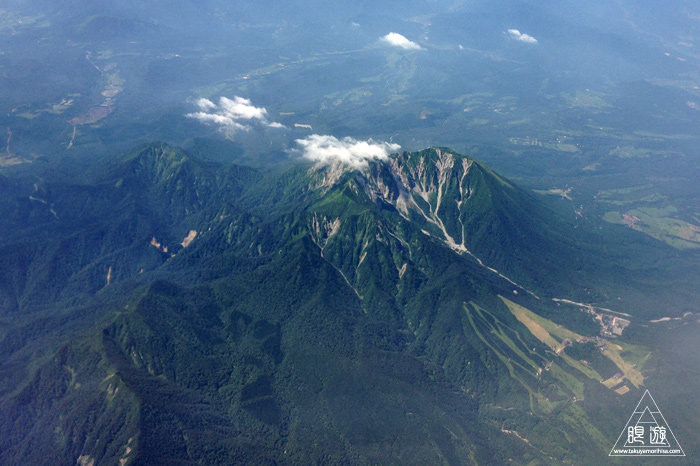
left=581, top=306, right=631, bottom=337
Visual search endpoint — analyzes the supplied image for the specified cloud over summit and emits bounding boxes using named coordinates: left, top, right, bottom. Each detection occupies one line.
left=294, top=134, right=400, bottom=169
left=187, top=96, right=284, bottom=131
left=188, top=98, right=400, bottom=170
left=508, top=29, right=538, bottom=44
left=381, top=32, right=422, bottom=50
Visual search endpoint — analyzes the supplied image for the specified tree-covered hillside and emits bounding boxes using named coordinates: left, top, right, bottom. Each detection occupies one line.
left=0, top=142, right=698, bottom=465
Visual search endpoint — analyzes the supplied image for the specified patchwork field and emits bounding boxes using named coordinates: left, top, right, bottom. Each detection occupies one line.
left=603, top=207, right=700, bottom=249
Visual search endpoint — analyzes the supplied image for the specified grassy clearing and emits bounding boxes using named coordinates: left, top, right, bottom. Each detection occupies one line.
left=500, top=296, right=644, bottom=388
left=602, top=376, right=623, bottom=389
left=501, top=297, right=601, bottom=382
left=617, top=342, right=652, bottom=372
left=601, top=344, right=644, bottom=387
left=559, top=353, right=602, bottom=381
left=501, top=297, right=579, bottom=348
left=464, top=300, right=629, bottom=453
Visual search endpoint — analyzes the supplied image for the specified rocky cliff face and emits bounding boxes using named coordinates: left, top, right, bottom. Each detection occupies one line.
left=305, top=147, right=573, bottom=299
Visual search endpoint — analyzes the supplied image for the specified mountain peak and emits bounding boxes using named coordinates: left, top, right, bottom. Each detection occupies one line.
left=120, top=142, right=194, bottom=182
left=300, top=146, right=577, bottom=299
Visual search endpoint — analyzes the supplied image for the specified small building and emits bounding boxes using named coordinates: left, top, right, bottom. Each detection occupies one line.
left=613, top=372, right=623, bottom=380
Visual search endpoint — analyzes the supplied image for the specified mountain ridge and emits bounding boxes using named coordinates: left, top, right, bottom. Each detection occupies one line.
left=0, top=141, right=696, bottom=465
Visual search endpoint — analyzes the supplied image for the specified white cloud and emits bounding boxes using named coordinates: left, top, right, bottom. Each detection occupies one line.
left=508, top=29, right=538, bottom=44
left=294, top=134, right=400, bottom=169
left=195, top=98, right=217, bottom=111
left=187, top=112, right=249, bottom=131
left=381, top=32, right=422, bottom=50
left=187, top=96, right=284, bottom=131
left=218, top=96, right=268, bottom=120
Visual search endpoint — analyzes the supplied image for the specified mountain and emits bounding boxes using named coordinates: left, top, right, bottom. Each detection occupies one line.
left=0, top=142, right=697, bottom=465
